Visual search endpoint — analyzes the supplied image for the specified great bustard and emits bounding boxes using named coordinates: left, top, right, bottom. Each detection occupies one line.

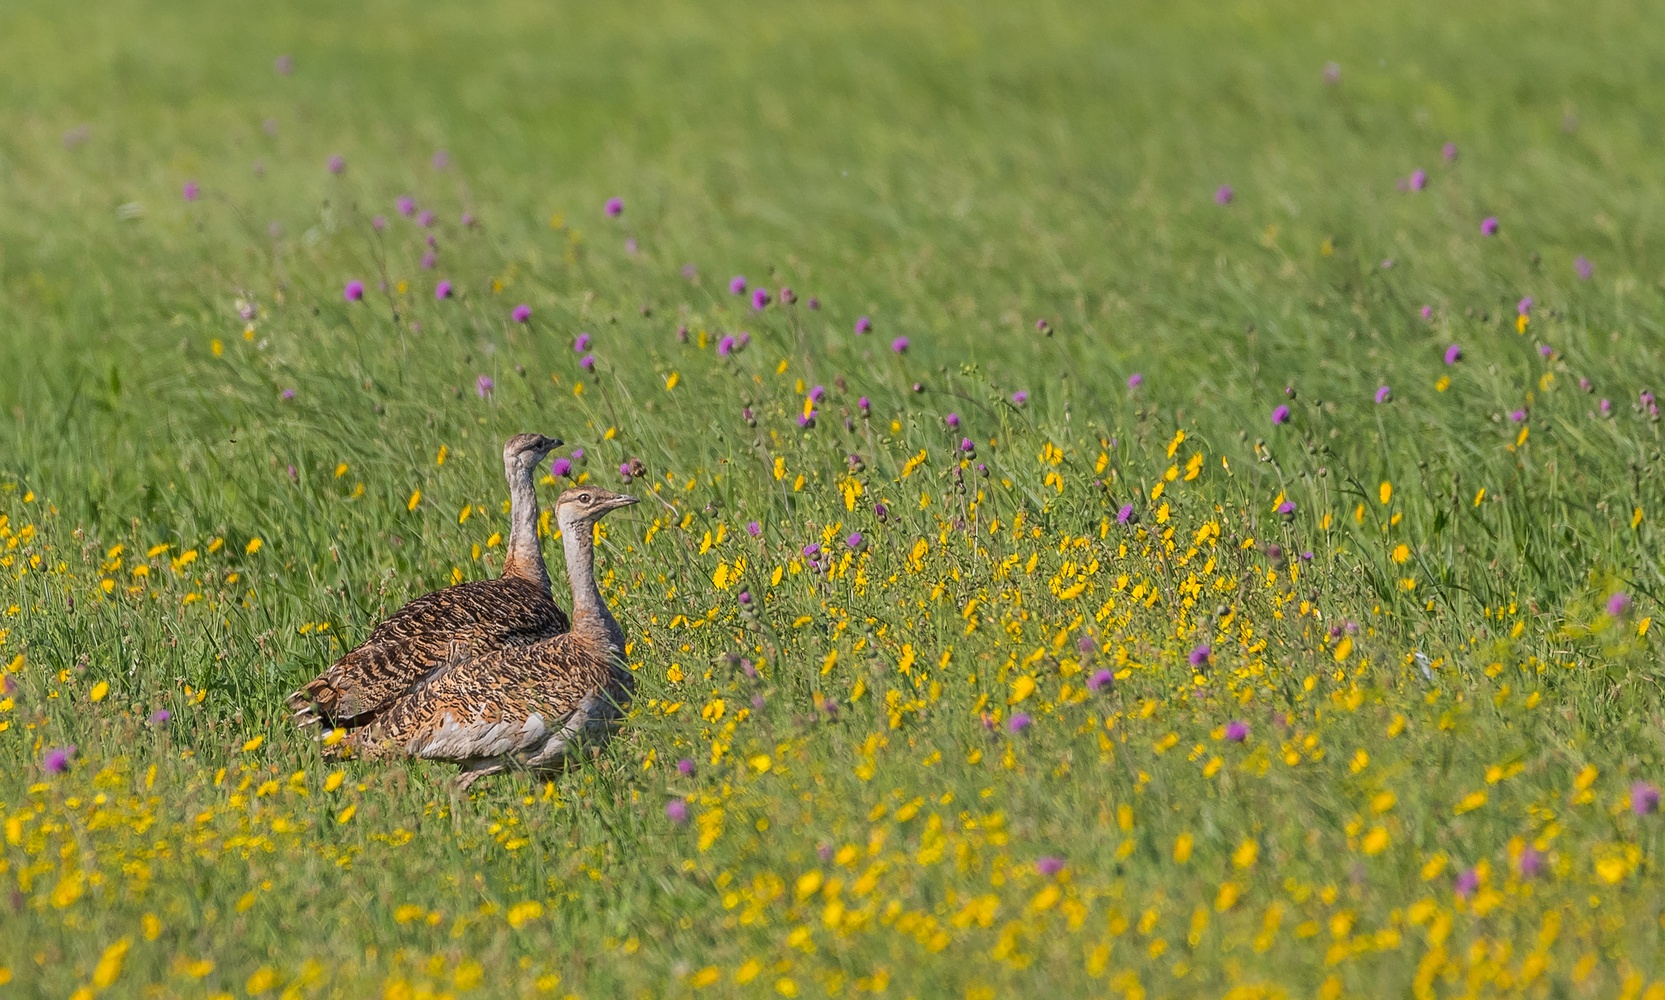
left=286, top=433, right=569, bottom=749
left=347, top=486, right=638, bottom=788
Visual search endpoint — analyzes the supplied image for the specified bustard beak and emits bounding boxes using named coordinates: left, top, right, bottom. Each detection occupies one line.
left=611, top=494, right=639, bottom=509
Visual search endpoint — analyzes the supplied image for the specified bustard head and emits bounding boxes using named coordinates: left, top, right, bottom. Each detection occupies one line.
left=502, top=433, right=563, bottom=474
left=556, top=486, right=638, bottom=527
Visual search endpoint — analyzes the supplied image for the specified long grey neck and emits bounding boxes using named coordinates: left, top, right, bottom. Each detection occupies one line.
left=560, top=515, right=622, bottom=653
left=501, top=461, right=551, bottom=593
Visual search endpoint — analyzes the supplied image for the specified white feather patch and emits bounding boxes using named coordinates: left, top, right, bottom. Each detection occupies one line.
left=414, top=711, right=545, bottom=761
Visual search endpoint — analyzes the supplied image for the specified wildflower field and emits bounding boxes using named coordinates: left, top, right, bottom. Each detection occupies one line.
left=5, top=0, right=1665, bottom=995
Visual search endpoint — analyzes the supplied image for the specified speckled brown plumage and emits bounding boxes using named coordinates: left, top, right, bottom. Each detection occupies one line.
left=286, top=434, right=568, bottom=744
left=348, top=486, right=638, bottom=785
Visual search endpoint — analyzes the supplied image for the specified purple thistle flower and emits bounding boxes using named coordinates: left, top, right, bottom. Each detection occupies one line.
left=746, top=521, right=762, bottom=537
left=435, top=280, right=454, bottom=300
left=372, top=215, right=387, bottom=231
left=1375, top=385, right=1392, bottom=404
left=752, top=288, right=770, bottom=310
left=1127, top=373, right=1143, bottom=389
left=1277, top=500, right=1296, bottom=516
left=432, top=150, right=450, bottom=170
left=1454, top=868, right=1479, bottom=898
left=574, top=332, right=591, bottom=352
left=1517, top=297, right=1533, bottom=316
left=551, top=457, right=572, bottom=477
left=1516, top=846, right=1544, bottom=878
left=1539, top=344, right=1552, bottom=357
left=780, top=287, right=797, bottom=305
left=738, top=590, right=753, bottom=607
left=1480, top=217, right=1499, bottom=236
left=1608, top=592, right=1631, bottom=617
left=891, top=337, right=909, bottom=354
left=618, top=462, right=633, bottom=479
left=946, top=412, right=960, bottom=428
left=475, top=375, right=494, bottom=398
left=717, top=335, right=736, bottom=356
left=182, top=181, right=200, bottom=202
left=570, top=448, right=584, bottom=460
left=43, top=746, right=75, bottom=775
left=281, top=389, right=296, bottom=401
left=1188, top=645, right=1212, bottom=668
left=149, top=709, right=172, bottom=725
left=677, top=758, right=696, bottom=776
left=1011, top=390, right=1029, bottom=406
left=512, top=304, right=531, bottom=323
left=857, top=396, right=871, bottom=415
left=1576, top=256, right=1594, bottom=281
left=1226, top=721, right=1250, bottom=742
left=1631, top=781, right=1659, bottom=815
left=665, top=799, right=689, bottom=823
left=1443, top=142, right=1459, bottom=163
left=580, top=354, right=596, bottom=372
left=846, top=532, right=864, bottom=550
left=809, top=385, right=826, bottom=402
left=1087, top=669, right=1113, bottom=694
left=1444, top=344, right=1462, bottom=365
left=854, top=316, right=872, bottom=335
left=1601, top=398, right=1613, bottom=415
left=1409, top=168, right=1427, bottom=191
left=605, top=197, right=623, bottom=218
left=418, top=210, right=435, bottom=228
left=728, top=275, right=747, bottom=295
left=1036, top=856, right=1066, bottom=877
left=327, top=155, right=345, bottom=174
left=421, top=251, right=437, bottom=270
left=1272, top=404, right=1291, bottom=425
left=397, top=196, right=416, bottom=217
left=1215, top=184, right=1234, bottom=205
left=801, top=544, right=820, bottom=558
left=1007, top=713, right=1032, bottom=734
left=1420, top=305, right=1433, bottom=321
left=1117, top=503, right=1135, bottom=524
left=960, top=437, right=975, bottom=454
left=344, top=280, right=365, bottom=302
left=1509, top=409, right=1526, bottom=422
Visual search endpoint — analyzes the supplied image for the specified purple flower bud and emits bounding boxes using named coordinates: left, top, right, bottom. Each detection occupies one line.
left=1480, top=216, right=1499, bottom=236
left=1117, top=503, right=1135, bottom=525
left=1444, top=344, right=1462, bottom=365
left=1632, top=781, right=1659, bottom=816
left=1226, top=721, right=1249, bottom=742
left=665, top=799, right=689, bottom=823
left=751, top=288, right=771, bottom=310
left=1007, top=713, right=1032, bottom=734
left=1126, top=373, right=1143, bottom=389
left=1087, top=669, right=1113, bottom=694
left=1409, top=168, right=1427, bottom=191
left=1188, top=645, right=1212, bottom=668
left=1011, top=390, right=1029, bottom=406
left=854, top=316, right=872, bottom=335
left=891, top=337, right=909, bottom=354
left=746, top=521, right=762, bottom=537
left=281, top=389, right=296, bottom=401
left=344, top=280, right=365, bottom=302
left=677, top=758, right=696, bottom=776
left=1272, top=404, right=1291, bottom=425
left=1601, top=398, right=1612, bottom=415
left=846, top=532, right=864, bottom=550
left=43, top=746, right=75, bottom=775
left=512, top=304, right=532, bottom=323
left=580, top=354, right=595, bottom=372
left=573, top=332, right=591, bottom=352
left=729, top=275, right=747, bottom=295
left=858, top=397, right=871, bottom=415
left=372, top=215, right=387, bottom=231
left=475, top=375, right=494, bottom=398
left=435, top=280, right=454, bottom=300
left=959, top=438, right=975, bottom=454
left=808, top=297, right=821, bottom=310
left=946, top=412, right=960, bottom=428
left=1539, top=344, right=1552, bottom=358
left=809, top=385, right=826, bottom=402
left=717, top=335, right=736, bottom=356
left=802, top=544, right=820, bottom=558
left=1375, top=385, right=1392, bottom=404
left=1036, top=856, right=1065, bottom=877
left=397, top=196, right=416, bottom=217
left=781, top=287, right=797, bottom=305
left=738, top=590, right=753, bottom=606
left=605, top=198, right=623, bottom=218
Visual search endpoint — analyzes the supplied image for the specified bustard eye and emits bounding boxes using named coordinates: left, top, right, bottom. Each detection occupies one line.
left=579, top=493, right=592, bottom=504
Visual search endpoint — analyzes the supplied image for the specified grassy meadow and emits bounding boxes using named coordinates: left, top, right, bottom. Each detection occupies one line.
left=5, top=0, right=1665, bottom=995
